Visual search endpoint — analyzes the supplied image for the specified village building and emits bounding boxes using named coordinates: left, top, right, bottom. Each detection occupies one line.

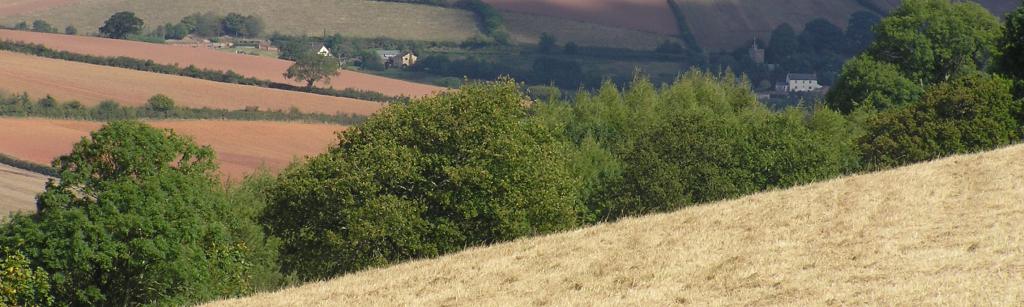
left=311, top=43, right=332, bottom=57
left=784, top=73, right=822, bottom=92
left=375, top=50, right=418, bottom=69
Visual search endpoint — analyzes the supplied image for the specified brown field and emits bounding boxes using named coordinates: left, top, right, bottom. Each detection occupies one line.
left=0, top=0, right=479, bottom=42
left=0, top=117, right=344, bottom=180
left=501, top=11, right=679, bottom=50
left=484, top=0, right=678, bottom=35
left=0, top=29, right=444, bottom=97
left=0, top=0, right=75, bottom=16
left=0, top=163, right=48, bottom=218
left=210, top=144, right=1024, bottom=306
left=0, top=51, right=383, bottom=115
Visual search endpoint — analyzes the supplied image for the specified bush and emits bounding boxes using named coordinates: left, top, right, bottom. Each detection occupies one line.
left=860, top=73, right=1023, bottom=168
left=0, top=249, right=53, bottom=307
left=64, top=25, right=77, bottom=35
left=0, top=121, right=282, bottom=305
left=263, top=79, right=582, bottom=280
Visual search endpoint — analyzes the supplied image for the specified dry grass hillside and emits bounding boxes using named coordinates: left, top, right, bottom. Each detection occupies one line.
left=0, top=0, right=480, bottom=42
left=210, top=144, right=1024, bottom=306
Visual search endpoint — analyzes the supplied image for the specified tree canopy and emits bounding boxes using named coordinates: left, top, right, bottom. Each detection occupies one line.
left=285, top=52, right=341, bottom=88
left=99, top=11, right=144, bottom=39
left=262, top=79, right=582, bottom=281
left=0, top=121, right=281, bottom=306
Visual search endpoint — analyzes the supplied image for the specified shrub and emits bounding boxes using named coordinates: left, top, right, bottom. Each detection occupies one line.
left=263, top=79, right=582, bottom=280
left=860, top=73, right=1023, bottom=168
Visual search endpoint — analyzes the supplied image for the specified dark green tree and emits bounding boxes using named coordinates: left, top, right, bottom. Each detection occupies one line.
left=798, top=18, right=844, bottom=53
left=99, top=11, right=144, bottom=39
left=14, top=21, right=28, bottom=30
left=263, top=79, right=582, bottom=281
left=284, top=52, right=341, bottom=88
left=64, top=25, right=77, bottom=35
left=538, top=32, right=557, bottom=53
left=827, top=55, right=924, bottom=113
left=997, top=2, right=1024, bottom=80
left=860, top=73, right=1023, bottom=168
left=564, top=41, right=579, bottom=55
left=0, top=121, right=282, bottom=306
left=867, top=0, right=1001, bottom=83
left=767, top=23, right=798, bottom=63
left=844, top=11, right=881, bottom=54
left=146, top=94, right=176, bottom=116
left=31, top=20, right=53, bottom=33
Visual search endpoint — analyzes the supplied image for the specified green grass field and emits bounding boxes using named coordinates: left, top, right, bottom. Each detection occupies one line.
left=0, top=0, right=482, bottom=42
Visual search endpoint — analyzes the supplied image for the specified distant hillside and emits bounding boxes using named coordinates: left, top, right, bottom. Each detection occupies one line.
left=0, top=0, right=481, bottom=42
left=677, top=0, right=1017, bottom=51
left=209, top=144, right=1024, bottom=306
left=485, top=0, right=1016, bottom=51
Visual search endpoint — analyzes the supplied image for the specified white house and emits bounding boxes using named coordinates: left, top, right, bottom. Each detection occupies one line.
left=785, top=73, right=822, bottom=92
left=310, top=43, right=332, bottom=57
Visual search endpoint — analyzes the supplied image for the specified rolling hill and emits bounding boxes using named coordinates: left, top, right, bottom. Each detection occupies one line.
left=484, top=0, right=1015, bottom=51
left=0, top=0, right=480, bottom=42
left=0, top=30, right=443, bottom=98
left=209, top=144, right=1024, bottom=306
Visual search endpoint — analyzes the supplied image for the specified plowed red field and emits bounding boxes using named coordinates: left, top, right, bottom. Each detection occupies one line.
left=0, top=118, right=344, bottom=180
left=0, top=51, right=383, bottom=115
left=0, top=29, right=442, bottom=97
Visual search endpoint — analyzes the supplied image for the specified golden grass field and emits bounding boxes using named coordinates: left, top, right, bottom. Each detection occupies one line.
left=0, top=51, right=383, bottom=115
left=0, top=117, right=345, bottom=181
left=210, top=144, right=1024, bottom=306
left=0, top=163, right=49, bottom=218
left=0, top=0, right=480, bottom=42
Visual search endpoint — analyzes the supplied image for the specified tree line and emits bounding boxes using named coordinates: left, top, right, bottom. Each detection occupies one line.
left=3, top=0, right=1024, bottom=305
left=0, top=92, right=368, bottom=125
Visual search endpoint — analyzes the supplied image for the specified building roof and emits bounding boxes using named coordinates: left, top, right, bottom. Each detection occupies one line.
left=787, top=73, right=817, bottom=81
left=375, top=50, right=402, bottom=58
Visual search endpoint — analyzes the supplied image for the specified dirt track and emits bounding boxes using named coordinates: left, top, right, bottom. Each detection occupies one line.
left=0, top=51, right=383, bottom=115
left=0, top=117, right=344, bottom=180
left=0, top=29, right=443, bottom=98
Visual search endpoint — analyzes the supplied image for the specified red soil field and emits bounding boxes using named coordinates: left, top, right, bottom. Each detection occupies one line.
left=0, top=117, right=344, bottom=180
left=482, top=0, right=678, bottom=35
left=0, top=51, right=383, bottom=115
left=0, top=0, right=76, bottom=16
left=0, top=29, right=443, bottom=98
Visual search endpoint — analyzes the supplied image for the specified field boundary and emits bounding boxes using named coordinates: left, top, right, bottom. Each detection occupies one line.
left=0, top=152, right=56, bottom=177
left=0, top=34, right=403, bottom=103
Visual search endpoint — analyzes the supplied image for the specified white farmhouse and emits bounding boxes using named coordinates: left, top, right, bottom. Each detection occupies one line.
left=785, top=73, right=822, bottom=92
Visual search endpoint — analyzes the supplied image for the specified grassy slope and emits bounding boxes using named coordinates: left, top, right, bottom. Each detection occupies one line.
left=209, top=144, right=1024, bottom=306
left=0, top=0, right=481, bottom=42
left=502, top=11, right=680, bottom=50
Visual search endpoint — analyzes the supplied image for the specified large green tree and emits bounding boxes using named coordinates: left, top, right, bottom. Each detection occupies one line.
left=99, top=11, right=143, bottom=39
left=767, top=23, right=799, bottom=63
left=826, top=55, right=924, bottom=113
left=284, top=52, right=341, bottom=89
left=867, top=0, right=1001, bottom=83
left=263, top=79, right=582, bottom=281
left=997, top=2, right=1024, bottom=80
left=0, top=121, right=281, bottom=306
